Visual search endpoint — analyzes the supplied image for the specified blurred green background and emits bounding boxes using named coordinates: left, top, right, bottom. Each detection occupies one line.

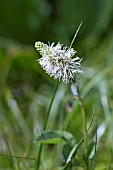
left=0, top=0, right=113, bottom=169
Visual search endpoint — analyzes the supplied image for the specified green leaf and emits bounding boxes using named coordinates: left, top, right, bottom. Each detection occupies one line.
left=35, top=130, right=75, bottom=145
left=66, top=144, right=78, bottom=164
left=61, top=137, right=84, bottom=169
left=87, top=142, right=96, bottom=159
left=62, top=143, right=78, bottom=164
left=62, top=144, right=72, bottom=163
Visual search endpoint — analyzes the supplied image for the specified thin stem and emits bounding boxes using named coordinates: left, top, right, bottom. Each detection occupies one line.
left=70, top=21, right=83, bottom=48
left=77, top=86, right=88, bottom=170
left=36, top=80, right=59, bottom=170
left=43, top=80, right=59, bottom=130
left=0, top=154, right=35, bottom=160
left=92, top=118, right=97, bottom=170
left=2, top=128, right=15, bottom=170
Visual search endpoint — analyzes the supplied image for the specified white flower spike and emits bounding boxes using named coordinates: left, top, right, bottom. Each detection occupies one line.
left=35, top=41, right=82, bottom=83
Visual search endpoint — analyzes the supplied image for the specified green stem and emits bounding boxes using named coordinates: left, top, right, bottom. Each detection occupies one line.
left=36, top=80, right=59, bottom=170
left=77, top=86, right=88, bottom=170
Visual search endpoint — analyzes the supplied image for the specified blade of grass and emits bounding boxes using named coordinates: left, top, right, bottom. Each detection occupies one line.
left=4, top=88, right=31, bottom=138
left=82, top=67, right=112, bottom=98
left=75, top=109, right=95, bottom=152
left=92, top=118, right=97, bottom=170
left=13, top=149, right=21, bottom=170
left=0, top=154, right=35, bottom=160
left=70, top=21, right=83, bottom=48
left=106, top=145, right=110, bottom=170
left=2, top=128, right=15, bottom=170
left=22, top=160, right=28, bottom=170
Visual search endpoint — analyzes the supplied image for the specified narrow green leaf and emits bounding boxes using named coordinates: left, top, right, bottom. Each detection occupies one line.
left=65, top=144, right=78, bottom=164
left=87, top=142, right=96, bottom=159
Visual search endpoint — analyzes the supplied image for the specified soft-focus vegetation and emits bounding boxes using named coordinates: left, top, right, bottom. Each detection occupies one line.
left=0, top=0, right=113, bottom=169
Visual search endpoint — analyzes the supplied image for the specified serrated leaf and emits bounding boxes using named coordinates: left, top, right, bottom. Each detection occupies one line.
left=62, top=144, right=72, bottom=163
left=62, top=143, right=78, bottom=165
left=35, top=130, right=75, bottom=145
left=62, top=137, right=83, bottom=166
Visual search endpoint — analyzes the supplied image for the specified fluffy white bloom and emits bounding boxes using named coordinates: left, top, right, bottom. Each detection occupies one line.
left=35, top=41, right=82, bottom=83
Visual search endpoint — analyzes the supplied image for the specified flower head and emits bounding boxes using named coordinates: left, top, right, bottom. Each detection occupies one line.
left=35, top=41, right=82, bottom=83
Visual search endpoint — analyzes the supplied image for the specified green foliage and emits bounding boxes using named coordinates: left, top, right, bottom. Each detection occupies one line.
left=62, top=144, right=72, bottom=163
left=36, top=130, right=75, bottom=145
left=87, top=142, right=96, bottom=160
left=62, top=144, right=78, bottom=164
left=0, top=0, right=113, bottom=169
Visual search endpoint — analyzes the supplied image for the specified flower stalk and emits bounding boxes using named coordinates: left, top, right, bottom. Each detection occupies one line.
left=77, top=86, right=88, bottom=170
left=36, top=80, right=59, bottom=170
